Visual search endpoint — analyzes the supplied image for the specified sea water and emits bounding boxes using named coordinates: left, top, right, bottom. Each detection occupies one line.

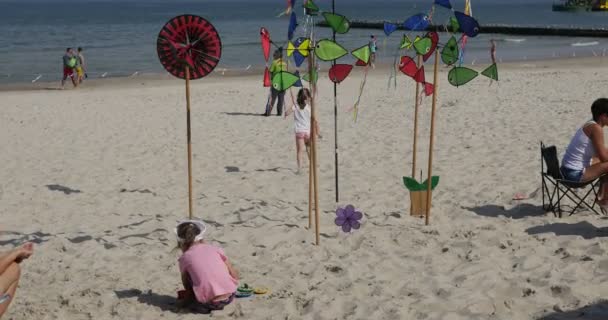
left=0, top=0, right=607, bottom=83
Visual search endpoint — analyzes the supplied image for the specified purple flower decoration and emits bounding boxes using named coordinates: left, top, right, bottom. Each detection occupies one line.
left=335, top=205, right=363, bottom=233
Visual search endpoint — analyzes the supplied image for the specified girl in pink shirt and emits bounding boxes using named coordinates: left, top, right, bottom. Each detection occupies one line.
left=176, top=221, right=238, bottom=311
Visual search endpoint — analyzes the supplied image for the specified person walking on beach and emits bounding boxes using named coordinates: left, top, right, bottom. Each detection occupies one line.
left=264, top=49, right=287, bottom=116
left=175, top=221, right=238, bottom=311
left=369, top=35, right=378, bottom=69
left=561, top=98, right=608, bottom=208
left=76, top=47, right=86, bottom=84
left=0, top=242, right=34, bottom=318
left=61, top=48, right=77, bottom=89
left=284, top=88, right=321, bottom=173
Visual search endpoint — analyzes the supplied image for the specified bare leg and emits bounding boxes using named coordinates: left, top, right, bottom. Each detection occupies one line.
left=0, top=262, right=20, bottom=318
left=296, top=137, right=305, bottom=172
left=582, top=162, right=608, bottom=205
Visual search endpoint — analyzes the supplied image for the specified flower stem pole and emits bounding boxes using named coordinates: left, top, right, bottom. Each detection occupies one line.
left=332, top=0, right=339, bottom=204
left=185, top=66, right=193, bottom=220
left=425, top=50, right=439, bottom=226
left=411, top=55, right=422, bottom=216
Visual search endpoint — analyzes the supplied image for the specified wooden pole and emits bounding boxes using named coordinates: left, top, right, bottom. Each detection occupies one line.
left=185, top=67, right=193, bottom=220
left=411, top=55, right=422, bottom=216
left=308, top=46, right=321, bottom=245
left=309, top=156, right=313, bottom=229
left=425, top=50, right=440, bottom=226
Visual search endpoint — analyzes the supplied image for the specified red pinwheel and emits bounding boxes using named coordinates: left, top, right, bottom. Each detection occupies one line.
left=157, top=15, right=222, bottom=80
left=155, top=15, right=222, bottom=220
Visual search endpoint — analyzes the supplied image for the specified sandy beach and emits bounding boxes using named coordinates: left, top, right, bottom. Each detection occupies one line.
left=3, top=57, right=608, bottom=319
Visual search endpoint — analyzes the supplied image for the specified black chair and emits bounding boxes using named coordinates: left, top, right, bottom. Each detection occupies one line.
left=541, top=142, right=605, bottom=217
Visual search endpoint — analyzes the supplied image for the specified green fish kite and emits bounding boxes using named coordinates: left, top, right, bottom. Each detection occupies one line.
left=315, top=39, right=348, bottom=61
left=272, top=72, right=300, bottom=91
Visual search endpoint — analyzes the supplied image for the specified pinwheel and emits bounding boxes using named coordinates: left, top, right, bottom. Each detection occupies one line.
left=157, top=15, right=222, bottom=219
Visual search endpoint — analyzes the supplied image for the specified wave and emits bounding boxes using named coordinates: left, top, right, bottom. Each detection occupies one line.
left=571, top=41, right=599, bottom=47
left=504, top=38, right=526, bottom=43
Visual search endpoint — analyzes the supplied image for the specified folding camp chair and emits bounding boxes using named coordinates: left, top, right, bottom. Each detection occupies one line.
left=541, top=142, right=605, bottom=217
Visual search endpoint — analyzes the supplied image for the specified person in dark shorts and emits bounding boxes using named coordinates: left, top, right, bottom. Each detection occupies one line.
left=264, top=49, right=287, bottom=116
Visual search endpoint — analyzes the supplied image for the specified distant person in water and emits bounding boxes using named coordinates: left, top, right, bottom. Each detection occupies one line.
left=76, top=47, right=87, bottom=84
left=490, top=39, right=496, bottom=64
left=61, top=48, right=77, bottom=89
left=369, top=35, right=377, bottom=69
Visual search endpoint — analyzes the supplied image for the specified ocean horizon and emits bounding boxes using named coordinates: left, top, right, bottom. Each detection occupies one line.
left=1, top=0, right=608, bottom=83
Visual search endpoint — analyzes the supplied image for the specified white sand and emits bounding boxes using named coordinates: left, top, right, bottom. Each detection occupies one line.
left=2, top=58, right=608, bottom=319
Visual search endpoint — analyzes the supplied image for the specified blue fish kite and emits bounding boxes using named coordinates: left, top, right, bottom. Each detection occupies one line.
left=292, top=37, right=307, bottom=67
left=434, top=0, right=452, bottom=9
left=288, top=11, right=298, bottom=40
left=454, top=11, right=480, bottom=37
left=403, top=13, right=429, bottom=31
left=293, top=71, right=303, bottom=87
left=383, top=22, right=398, bottom=36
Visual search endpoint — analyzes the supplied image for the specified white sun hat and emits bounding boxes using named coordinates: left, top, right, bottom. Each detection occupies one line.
left=174, top=220, right=207, bottom=244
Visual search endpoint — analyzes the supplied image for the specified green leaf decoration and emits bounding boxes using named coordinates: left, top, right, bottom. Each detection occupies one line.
left=421, top=176, right=439, bottom=191
left=403, top=176, right=440, bottom=192
left=449, top=16, right=460, bottom=33
left=301, top=69, right=318, bottom=84
left=400, top=34, right=413, bottom=49
left=413, top=37, right=432, bottom=56
left=403, top=177, right=421, bottom=191
left=441, top=36, right=459, bottom=66
left=322, top=12, right=350, bottom=34
left=480, top=63, right=498, bottom=81
left=351, top=45, right=371, bottom=64
left=315, top=39, right=348, bottom=61
left=272, top=72, right=300, bottom=92
left=448, top=67, right=479, bottom=87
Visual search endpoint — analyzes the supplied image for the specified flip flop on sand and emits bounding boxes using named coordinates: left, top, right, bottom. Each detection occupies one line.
left=253, top=287, right=269, bottom=295
left=236, top=284, right=254, bottom=298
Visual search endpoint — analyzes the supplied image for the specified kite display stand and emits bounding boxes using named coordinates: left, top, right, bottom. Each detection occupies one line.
left=308, top=47, right=321, bottom=246
left=425, top=50, right=440, bottom=226
left=410, top=190, right=429, bottom=216
left=332, top=0, right=340, bottom=204
left=185, top=67, right=193, bottom=219
left=157, top=14, right=222, bottom=220
left=410, top=55, right=422, bottom=217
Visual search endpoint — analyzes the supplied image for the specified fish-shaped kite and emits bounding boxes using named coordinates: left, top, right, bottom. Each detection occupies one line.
left=454, top=11, right=479, bottom=38
left=351, top=45, right=371, bottom=65
left=323, top=12, right=350, bottom=34
left=315, top=39, right=348, bottom=61
left=384, top=22, right=399, bottom=36
left=272, top=71, right=300, bottom=91
left=260, top=27, right=271, bottom=62
left=329, top=64, right=353, bottom=83
left=288, top=11, right=298, bottom=40
left=403, top=13, right=429, bottom=31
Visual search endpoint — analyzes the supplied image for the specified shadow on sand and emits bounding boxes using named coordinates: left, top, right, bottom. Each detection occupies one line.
left=465, top=203, right=546, bottom=219
left=526, top=221, right=608, bottom=239
left=114, top=289, right=215, bottom=314
left=537, top=300, right=608, bottom=319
